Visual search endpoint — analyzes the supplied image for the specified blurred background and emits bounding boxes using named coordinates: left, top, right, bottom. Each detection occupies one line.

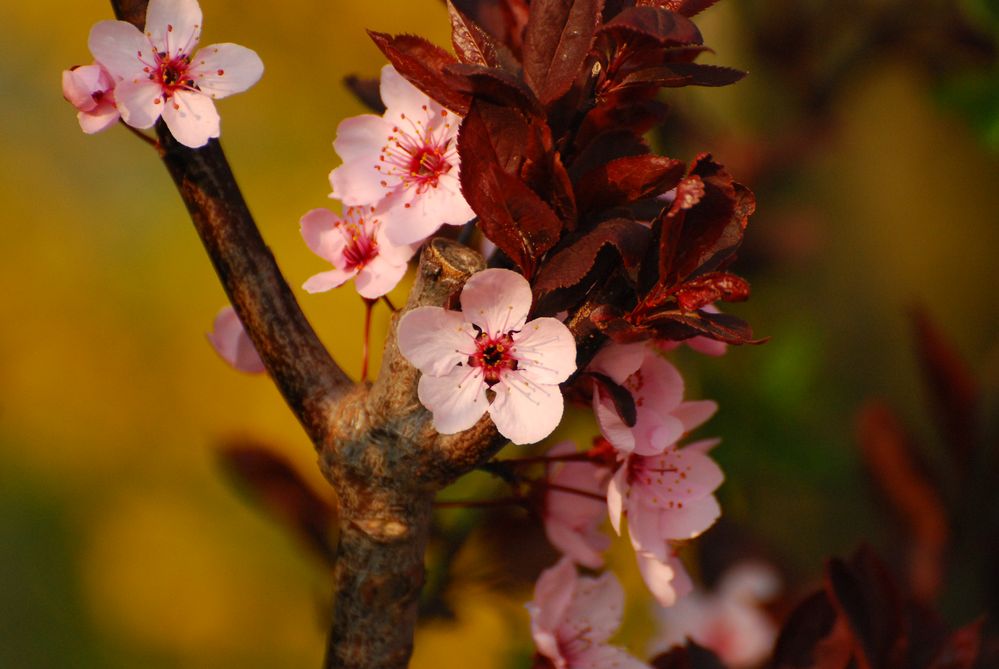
left=2, top=0, right=998, bottom=667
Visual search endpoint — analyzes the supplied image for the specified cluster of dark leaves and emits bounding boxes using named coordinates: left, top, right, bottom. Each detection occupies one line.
left=352, top=0, right=758, bottom=353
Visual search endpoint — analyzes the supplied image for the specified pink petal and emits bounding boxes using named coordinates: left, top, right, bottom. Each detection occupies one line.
left=300, top=208, right=346, bottom=263
left=607, top=466, right=627, bottom=535
left=113, top=78, right=164, bottom=129
left=145, top=0, right=202, bottom=55
left=589, top=341, right=646, bottom=385
left=88, top=20, right=148, bottom=80
left=545, top=521, right=607, bottom=570
left=658, top=495, right=721, bottom=540
left=670, top=554, right=695, bottom=601
left=573, top=645, right=650, bottom=669
left=529, top=557, right=577, bottom=638
left=378, top=189, right=454, bottom=245
left=190, top=43, right=264, bottom=99
left=329, top=119, right=393, bottom=205
left=686, top=438, right=722, bottom=455
left=62, top=66, right=99, bottom=110
left=562, top=572, right=625, bottom=644
left=417, top=366, right=488, bottom=434
left=460, top=268, right=532, bottom=337
left=77, top=103, right=121, bottom=134
left=660, top=448, right=725, bottom=499
left=396, top=307, right=476, bottom=376
left=512, top=317, right=576, bottom=385
left=379, top=64, right=439, bottom=120
left=161, top=89, right=219, bottom=147
left=637, top=552, right=680, bottom=607
left=633, top=351, right=684, bottom=416
left=489, top=377, right=563, bottom=445
left=413, top=175, right=476, bottom=227
left=302, top=268, right=354, bottom=293
left=353, top=257, right=408, bottom=299
left=719, top=563, right=781, bottom=603
left=636, top=419, right=685, bottom=455
left=627, top=502, right=667, bottom=560
left=594, top=392, right=636, bottom=453
left=687, top=335, right=727, bottom=356
left=207, top=306, right=265, bottom=374
left=673, top=400, right=718, bottom=434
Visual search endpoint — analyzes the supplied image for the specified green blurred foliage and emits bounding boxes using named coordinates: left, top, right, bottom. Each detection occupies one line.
left=2, top=0, right=998, bottom=666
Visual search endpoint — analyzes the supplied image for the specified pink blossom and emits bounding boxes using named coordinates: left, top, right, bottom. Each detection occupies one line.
left=655, top=305, right=728, bottom=357
left=607, top=439, right=724, bottom=605
left=589, top=342, right=717, bottom=456
left=396, top=268, right=576, bottom=445
left=329, top=65, right=474, bottom=245
left=649, top=562, right=781, bottom=667
left=87, top=0, right=263, bottom=148
left=300, top=206, right=415, bottom=299
left=62, top=63, right=120, bottom=134
left=207, top=306, right=265, bottom=374
left=542, top=442, right=611, bottom=569
left=527, top=558, right=650, bottom=669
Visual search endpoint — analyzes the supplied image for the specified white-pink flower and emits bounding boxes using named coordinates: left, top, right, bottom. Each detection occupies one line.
left=396, top=268, right=576, bottom=445
left=62, top=63, right=120, bottom=134
left=607, top=439, right=724, bottom=606
left=649, top=562, right=781, bottom=667
left=543, top=442, right=611, bottom=569
left=527, top=558, right=650, bottom=669
left=589, top=342, right=717, bottom=456
left=87, top=0, right=263, bottom=148
left=207, top=305, right=265, bottom=374
left=329, top=65, right=474, bottom=245
left=300, top=206, right=415, bottom=299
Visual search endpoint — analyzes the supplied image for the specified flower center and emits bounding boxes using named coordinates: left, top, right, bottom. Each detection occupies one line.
left=469, top=332, right=518, bottom=384
left=153, top=52, right=194, bottom=95
left=375, top=106, right=456, bottom=195
left=338, top=217, right=379, bottom=271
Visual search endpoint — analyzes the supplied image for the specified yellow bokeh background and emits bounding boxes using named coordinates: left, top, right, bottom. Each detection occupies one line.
left=2, top=0, right=999, bottom=667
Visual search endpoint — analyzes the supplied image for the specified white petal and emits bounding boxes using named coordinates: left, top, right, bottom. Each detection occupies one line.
left=77, top=104, right=120, bottom=134
left=396, top=307, right=476, bottom=376
left=412, top=175, right=476, bottom=227
left=637, top=552, right=679, bottom=607
left=300, top=208, right=345, bottom=263
left=332, top=114, right=392, bottom=161
left=607, top=466, right=627, bottom=534
left=379, top=64, right=434, bottom=118
left=190, top=43, right=263, bottom=99
left=379, top=190, right=451, bottom=245
left=562, top=572, right=625, bottom=644
left=88, top=20, right=150, bottom=81
left=146, top=0, right=202, bottom=55
left=489, top=377, right=563, bottom=445
left=161, top=89, right=219, bottom=148
left=113, top=79, right=164, bottom=129
left=460, top=268, right=532, bottom=337
left=417, top=366, right=489, bottom=434
left=512, top=317, right=576, bottom=385
left=354, top=258, right=408, bottom=299
left=302, top=268, right=354, bottom=293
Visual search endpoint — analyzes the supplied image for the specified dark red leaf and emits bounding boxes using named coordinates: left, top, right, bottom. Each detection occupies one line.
left=645, top=308, right=762, bottom=345
left=599, top=6, right=703, bottom=45
left=652, top=641, right=726, bottom=669
left=618, top=63, right=746, bottom=89
left=218, top=442, right=337, bottom=565
left=637, top=0, right=720, bottom=17
left=910, top=306, right=980, bottom=471
left=768, top=590, right=840, bottom=669
left=368, top=31, right=470, bottom=113
left=343, top=74, right=385, bottom=113
left=592, top=304, right=658, bottom=343
left=928, top=618, right=984, bottom=669
left=448, top=0, right=529, bottom=55
left=575, top=155, right=685, bottom=212
left=855, top=402, right=948, bottom=603
left=568, top=129, right=649, bottom=180
left=673, top=272, right=751, bottom=311
left=587, top=371, right=637, bottom=426
left=448, top=1, right=520, bottom=71
left=522, top=0, right=604, bottom=105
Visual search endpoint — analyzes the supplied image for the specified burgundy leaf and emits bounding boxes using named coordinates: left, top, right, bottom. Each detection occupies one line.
left=618, top=63, right=746, bottom=89
left=637, top=0, right=721, bottom=17
left=568, top=129, right=649, bottom=180
left=368, top=31, right=470, bottom=113
left=592, top=304, right=658, bottom=343
left=448, top=0, right=520, bottom=71
left=673, top=272, right=751, bottom=311
left=928, top=618, right=984, bottom=669
left=343, top=74, right=385, bottom=113
left=575, top=154, right=685, bottom=212
left=652, top=641, right=726, bottom=669
left=587, top=371, right=638, bottom=426
left=645, top=308, right=761, bottom=345
left=768, top=590, right=840, bottom=669
left=599, top=6, right=703, bottom=45
left=522, top=0, right=604, bottom=104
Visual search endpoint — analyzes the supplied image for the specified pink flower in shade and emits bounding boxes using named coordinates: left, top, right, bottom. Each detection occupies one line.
left=649, top=562, right=781, bottom=668
left=87, top=0, right=263, bottom=148
left=607, top=439, right=724, bottom=606
left=396, top=268, right=576, bottom=445
left=207, top=306, right=265, bottom=374
left=588, top=342, right=718, bottom=456
left=62, top=63, right=120, bottom=134
left=300, top=207, right=415, bottom=299
left=543, top=442, right=612, bottom=569
left=527, top=558, right=651, bottom=669
left=329, top=65, right=474, bottom=245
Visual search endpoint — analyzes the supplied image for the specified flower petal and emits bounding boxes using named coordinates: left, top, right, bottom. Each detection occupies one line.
left=529, top=557, right=577, bottom=640
left=594, top=391, right=636, bottom=453
left=512, top=317, right=576, bottom=385
left=673, top=399, right=718, bottom=433
left=562, top=571, right=625, bottom=644
left=300, top=208, right=346, bottom=263
left=113, top=79, right=164, bottom=129
left=190, top=43, right=264, bottom=99
left=460, top=268, right=532, bottom=337
left=607, top=466, right=626, bottom=534
left=378, top=189, right=453, bottom=245
left=417, top=366, right=488, bottom=434
left=88, top=20, right=148, bottom=80
left=658, top=495, right=721, bottom=540
left=396, top=307, right=476, bottom=376
left=573, top=645, right=650, bottom=669
left=489, top=377, right=563, bottom=445
left=354, top=257, right=408, bottom=299
left=589, top=341, right=646, bottom=385
left=207, top=306, right=265, bottom=374
left=545, top=520, right=607, bottom=570
left=627, top=501, right=667, bottom=560
left=329, top=115, right=393, bottom=205
left=78, top=104, right=121, bottom=134
left=146, top=0, right=202, bottom=55
left=302, top=269, right=354, bottom=294
left=637, top=552, right=680, bottom=607
left=161, top=89, right=219, bottom=148
left=379, top=64, right=435, bottom=120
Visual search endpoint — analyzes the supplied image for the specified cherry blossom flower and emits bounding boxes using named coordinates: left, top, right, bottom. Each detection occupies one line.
left=207, top=306, right=265, bottom=374
left=607, top=439, right=724, bottom=606
left=589, top=342, right=717, bottom=456
left=396, top=268, right=576, bottom=445
left=527, top=558, right=650, bottom=669
left=649, top=562, right=781, bottom=667
left=300, top=206, right=415, bottom=299
left=62, top=63, right=119, bottom=134
left=329, top=65, right=474, bottom=245
left=542, top=442, right=611, bottom=569
left=87, top=0, right=263, bottom=148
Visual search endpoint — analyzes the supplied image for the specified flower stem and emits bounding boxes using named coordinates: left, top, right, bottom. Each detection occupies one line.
left=539, top=482, right=607, bottom=502
left=361, top=297, right=376, bottom=382
left=120, top=121, right=161, bottom=151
